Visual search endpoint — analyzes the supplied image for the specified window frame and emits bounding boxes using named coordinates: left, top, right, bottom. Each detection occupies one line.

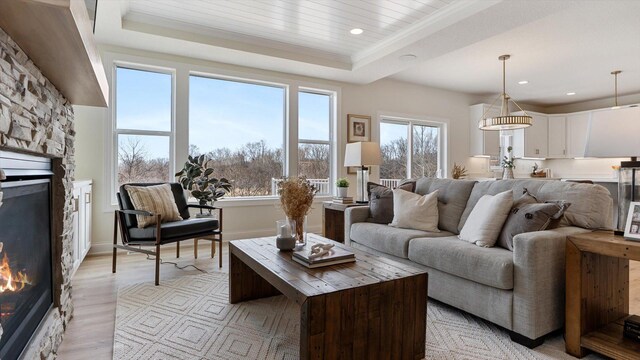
left=297, top=87, right=336, bottom=196
left=379, top=115, right=448, bottom=180
left=110, top=62, right=176, bottom=205
left=104, top=52, right=341, bottom=209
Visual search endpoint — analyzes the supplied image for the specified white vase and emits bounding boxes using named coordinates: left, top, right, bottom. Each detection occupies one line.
left=502, top=168, right=514, bottom=180
left=337, top=187, right=348, bottom=198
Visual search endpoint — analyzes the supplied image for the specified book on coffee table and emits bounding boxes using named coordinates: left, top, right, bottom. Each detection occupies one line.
left=292, top=242, right=355, bottom=268
left=292, top=256, right=355, bottom=268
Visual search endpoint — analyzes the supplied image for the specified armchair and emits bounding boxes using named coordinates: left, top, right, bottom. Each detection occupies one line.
left=112, top=182, right=223, bottom=285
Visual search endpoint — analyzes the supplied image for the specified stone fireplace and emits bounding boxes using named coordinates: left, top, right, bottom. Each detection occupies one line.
left=0, top=25, right=75, bottom=359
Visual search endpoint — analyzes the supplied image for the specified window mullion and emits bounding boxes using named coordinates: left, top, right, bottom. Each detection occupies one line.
left=299, top=139, right=330, bottom=145
left=288, top=85, right=298, bottom=178
left=407, top=122, right=413, bottom=179
left=116, top=129, right=172, bottom=136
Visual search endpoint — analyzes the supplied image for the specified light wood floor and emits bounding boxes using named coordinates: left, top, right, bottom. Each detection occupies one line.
left=57, top=243, right=640, bottom=360
left=57, top=242, right=228, bottom=360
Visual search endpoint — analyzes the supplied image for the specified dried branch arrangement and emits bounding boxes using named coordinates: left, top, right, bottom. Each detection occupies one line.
left=451, top=163, right=468, bottom=179
left=277, top=177, right=318, bottom=240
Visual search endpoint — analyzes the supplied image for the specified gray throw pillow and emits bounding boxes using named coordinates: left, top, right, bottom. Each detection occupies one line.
left=497, top=189, right=571, bottom=251
left=368, top=180, right=415, bottom=224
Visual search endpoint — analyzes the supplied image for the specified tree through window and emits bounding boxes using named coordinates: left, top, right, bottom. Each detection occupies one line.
left=380, top=119, right=443, bottom=184
left=298, top=90, right=332, bottom=195
left=189, top=75, right=285, bottom=197
left=115, top=66, right=173, bottom=189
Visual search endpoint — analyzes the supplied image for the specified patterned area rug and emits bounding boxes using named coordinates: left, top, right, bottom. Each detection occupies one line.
left=113, top=272, right=602, bottom=360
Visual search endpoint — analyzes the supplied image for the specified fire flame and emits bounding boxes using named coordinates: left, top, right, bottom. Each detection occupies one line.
left=0, top=252, right=30, bottom=293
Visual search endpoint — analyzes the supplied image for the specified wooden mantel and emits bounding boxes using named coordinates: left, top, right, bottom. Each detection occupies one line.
left=0, top=0, right=109, bottom=107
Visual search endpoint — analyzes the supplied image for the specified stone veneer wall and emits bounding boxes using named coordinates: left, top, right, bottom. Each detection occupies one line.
left=0, top=26, right=75, bottom=359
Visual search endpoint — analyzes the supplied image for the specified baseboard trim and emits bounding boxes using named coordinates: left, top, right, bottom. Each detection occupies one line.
left=88, top=225, right=323, bottom=255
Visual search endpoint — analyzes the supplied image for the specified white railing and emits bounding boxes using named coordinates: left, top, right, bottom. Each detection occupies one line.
left=271, top=178, right=331, bottom=195
left=380, top=179, right=401, bottom=188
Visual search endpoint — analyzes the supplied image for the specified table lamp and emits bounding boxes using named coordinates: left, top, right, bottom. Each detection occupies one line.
left=584, top=106, right=640, bottom=234
left=344, top=142, right=382, bottom=203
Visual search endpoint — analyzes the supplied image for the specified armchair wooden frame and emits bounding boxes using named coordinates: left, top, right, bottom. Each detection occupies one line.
left=112, top=205, right=223, bottom=286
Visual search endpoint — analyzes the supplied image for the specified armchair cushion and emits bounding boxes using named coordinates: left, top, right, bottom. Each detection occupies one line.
left=125, top=184, right=183, bottom=228
left=119, top=183, right=190, bottom=228
left=128, top=218, right=219, bottom=242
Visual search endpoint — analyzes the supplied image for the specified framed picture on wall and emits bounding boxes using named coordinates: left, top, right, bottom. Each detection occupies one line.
left=347, top=114, right=371, bottom=142
left=346, top=114, right=371, bottom=174
left=624, top=202, right=640, bottom=241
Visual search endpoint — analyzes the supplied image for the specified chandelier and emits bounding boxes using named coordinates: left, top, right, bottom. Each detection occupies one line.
left=479, top=55, right=533, bottom=131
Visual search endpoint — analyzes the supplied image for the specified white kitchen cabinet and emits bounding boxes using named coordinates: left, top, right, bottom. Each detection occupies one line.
left=548, top=115, right=567, bottom=158
left=469, top=104, right=500, bottom=156
left=513, top=113, right=548, bottom=158
left=71, top=180, right=92, bottom=276
left=566, top=112, right=590, bottom=158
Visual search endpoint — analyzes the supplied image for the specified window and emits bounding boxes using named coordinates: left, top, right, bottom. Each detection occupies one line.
left=114, top=66, right=173, bottom=190
left=189, top=75, right=286, bottom=197
left=298, top=90, right=332, bottom=195
left=380, top=118, right=444, bottom=185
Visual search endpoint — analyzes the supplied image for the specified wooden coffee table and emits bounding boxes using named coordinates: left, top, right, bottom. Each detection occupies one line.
left=229, top=234, right=428, bottom=360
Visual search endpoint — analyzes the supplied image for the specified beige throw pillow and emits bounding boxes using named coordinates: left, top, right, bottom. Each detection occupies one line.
left=389, top=189, right=439, bottom=232
left=125, top=184, right=183, bottom=228
left=459, top=190, right=513, bottom=247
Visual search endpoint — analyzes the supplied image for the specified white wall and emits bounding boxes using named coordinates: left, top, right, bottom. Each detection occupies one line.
left=75, top=45, right=485, bottom=254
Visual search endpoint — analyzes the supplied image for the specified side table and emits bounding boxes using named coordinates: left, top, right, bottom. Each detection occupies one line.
left=322, top=201, right=361, bottom=243
left=565, top=231, right=640, bottom=359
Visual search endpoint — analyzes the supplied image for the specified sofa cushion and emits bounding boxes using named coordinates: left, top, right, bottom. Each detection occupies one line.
left=408, top=236, right=514, bottom=290
left=414, top=178, right=477, bottom=234
left=129, top=217, right=219, bottom=242
left=497, top=191, right=571, bottom=251
left=350, top=222, right=452, bottom=258
left=459, top=190, right=513, bottom=247
left=458, top=180, right=612, bottom=232
left=367, top=181, right=415, bottom=224
left=390, top=189, right=439, bottom=232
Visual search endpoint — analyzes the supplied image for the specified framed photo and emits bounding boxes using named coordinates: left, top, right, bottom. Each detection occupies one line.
left=347, top=114, right=371, bottom=142
left=623, top=202, right=640, bottom=241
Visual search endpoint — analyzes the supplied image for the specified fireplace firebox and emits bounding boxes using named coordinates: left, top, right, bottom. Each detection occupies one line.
left=0, top=153, right=53, bottom=360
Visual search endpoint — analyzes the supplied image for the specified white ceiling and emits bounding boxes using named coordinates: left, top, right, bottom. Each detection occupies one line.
left=125, top=0, right=456, bottom=62
left=94, top=0, right=640, bottom=107
left=391, top=0, right=640, bottom=105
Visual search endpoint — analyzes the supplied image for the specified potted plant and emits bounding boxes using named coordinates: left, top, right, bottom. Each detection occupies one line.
left=502, top=146, right=515, bottom=179
left=175, top=155, right=232, bottom=217
left=336, top=177, right=349, bottom=198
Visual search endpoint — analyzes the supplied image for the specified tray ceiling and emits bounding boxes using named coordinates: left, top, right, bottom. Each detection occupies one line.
left=125, top=0, right=456, bottom=61
left=94, top=0, right=640, bottom=106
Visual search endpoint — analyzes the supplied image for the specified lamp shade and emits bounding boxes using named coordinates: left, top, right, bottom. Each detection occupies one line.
left=344, top=142, right=382, bottom=167
left=584, top=107, right=640, bottom=158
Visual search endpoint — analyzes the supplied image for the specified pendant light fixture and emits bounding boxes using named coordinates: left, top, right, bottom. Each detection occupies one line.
left=611, top=70, right=622, bottom=110
left=479, top=55, right=533, bottom=131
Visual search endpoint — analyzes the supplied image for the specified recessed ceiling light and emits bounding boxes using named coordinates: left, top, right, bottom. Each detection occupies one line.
left=566, top=92, right=576, bottom=96
left=399, top=54, right=417, bottom=62
left=518, top=80, right=529, bottom=85
left=350, top=28, right=363, bottom=35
